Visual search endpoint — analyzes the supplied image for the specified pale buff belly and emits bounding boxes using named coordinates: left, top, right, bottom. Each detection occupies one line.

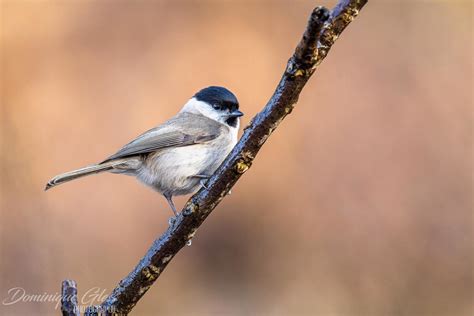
left=136, top=143, right=231, bottom=196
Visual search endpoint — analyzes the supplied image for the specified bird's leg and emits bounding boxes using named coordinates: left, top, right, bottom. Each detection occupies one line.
left=164, top=193, right=178, bottom=217
left=192, top=174, right=231, bottom=195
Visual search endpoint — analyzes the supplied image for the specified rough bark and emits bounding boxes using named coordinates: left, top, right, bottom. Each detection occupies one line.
left=62, top=0, right=368, bottom=314
left=61, top=280, right=80, bottom=316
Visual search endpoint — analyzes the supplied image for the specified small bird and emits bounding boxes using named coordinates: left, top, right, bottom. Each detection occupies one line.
left=45, top=86, right=243, bottom=215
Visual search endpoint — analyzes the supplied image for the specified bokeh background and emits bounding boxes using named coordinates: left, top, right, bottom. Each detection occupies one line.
left=1, top=0, right=472, bottom=315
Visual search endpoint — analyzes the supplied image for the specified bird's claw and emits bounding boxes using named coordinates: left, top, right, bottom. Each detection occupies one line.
left=200, top=179, right=209, bottom=190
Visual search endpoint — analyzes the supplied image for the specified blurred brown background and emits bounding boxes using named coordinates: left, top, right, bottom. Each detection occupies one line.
left=1, top=0, right=472, bottom=315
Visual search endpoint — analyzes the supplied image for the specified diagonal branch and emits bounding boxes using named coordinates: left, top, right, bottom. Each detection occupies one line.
left=74, top=0, right=368, bottom=314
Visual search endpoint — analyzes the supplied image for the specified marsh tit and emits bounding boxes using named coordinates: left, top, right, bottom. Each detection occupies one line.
left=45, top=86, right=243, bottom=215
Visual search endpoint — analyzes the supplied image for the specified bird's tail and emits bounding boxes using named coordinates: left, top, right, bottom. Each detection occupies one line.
left=45, top=161, right=119, bottom=191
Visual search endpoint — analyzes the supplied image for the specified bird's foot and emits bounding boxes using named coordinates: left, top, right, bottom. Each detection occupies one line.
left=200, top=179, right=209, bottom=190
left=193, top=174, right=211, bottom=190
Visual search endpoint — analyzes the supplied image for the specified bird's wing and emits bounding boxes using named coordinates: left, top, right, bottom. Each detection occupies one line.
left=101, top=112, right=223, bottom=163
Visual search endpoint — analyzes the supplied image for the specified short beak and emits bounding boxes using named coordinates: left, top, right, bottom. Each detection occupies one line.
left=228, top=110, right=244, bottom=118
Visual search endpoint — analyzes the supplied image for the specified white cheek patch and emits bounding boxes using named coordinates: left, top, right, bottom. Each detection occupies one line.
left=180, top=97, right=241, bottom=129
left=180, top=98, right=219, bottom=120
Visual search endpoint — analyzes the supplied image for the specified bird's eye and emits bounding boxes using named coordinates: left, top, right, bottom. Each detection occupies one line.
left=212, top=104, right=220, bottom=110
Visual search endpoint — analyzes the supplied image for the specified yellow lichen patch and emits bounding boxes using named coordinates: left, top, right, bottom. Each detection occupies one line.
left=235, top=160, right=249, bottom=174
left=321, top=29, right=338, bottom=45
left=142, top=267, right=158, bottom=282
left=329, top=32, right=339, bottom=44
left=183, top=202, right=198, bottom=215
left=149, top=264, right=161, bottom=274
left=187, top=229, right=197, bottom=240
left=294, top=69, right=305, bottom=77
left=348, top=7, right=359, bottom=17
left=343, top=8, right=358, bottom=23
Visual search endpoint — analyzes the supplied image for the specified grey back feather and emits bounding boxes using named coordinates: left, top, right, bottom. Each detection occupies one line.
left=102, top=112, right=224, bottom=163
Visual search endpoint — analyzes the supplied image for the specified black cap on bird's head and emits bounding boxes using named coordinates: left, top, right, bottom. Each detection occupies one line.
left=194, top=86, right=242, bottom=115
